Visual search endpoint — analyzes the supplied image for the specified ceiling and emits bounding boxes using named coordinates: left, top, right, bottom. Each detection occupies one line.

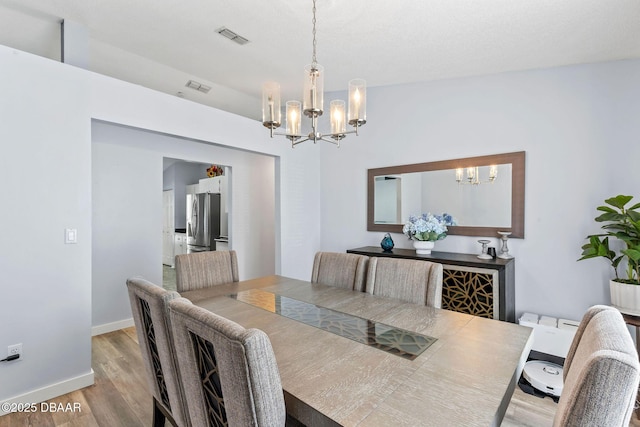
left=1, top=0, right=639, bottom=121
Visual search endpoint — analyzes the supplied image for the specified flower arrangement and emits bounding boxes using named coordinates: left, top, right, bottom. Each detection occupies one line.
left=403, top=213, right=457, bottom=242
left=206, top=164, right=224, bottom=178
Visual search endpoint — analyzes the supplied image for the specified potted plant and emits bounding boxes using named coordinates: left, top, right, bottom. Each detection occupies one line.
left=579, top=194, right=640, bottom=312
left=403, top=213, right=456, bottom=255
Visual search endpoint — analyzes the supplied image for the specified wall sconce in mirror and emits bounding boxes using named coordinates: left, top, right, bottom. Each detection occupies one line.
left=367, top=151, right=525, bottom=238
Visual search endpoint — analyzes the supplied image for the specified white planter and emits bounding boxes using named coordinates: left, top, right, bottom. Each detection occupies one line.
left=413, top=240, right=435, bottom=255
left=610, top=280, right=640, bottom=315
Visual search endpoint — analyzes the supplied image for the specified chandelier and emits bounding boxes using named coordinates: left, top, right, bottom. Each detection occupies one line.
left=261, top=0, right=366, bottom=148
left=456, top=166, right=498, bottom=185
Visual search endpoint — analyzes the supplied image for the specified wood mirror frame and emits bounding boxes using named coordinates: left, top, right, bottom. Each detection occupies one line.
left=367, top=151, right=525, bottom=238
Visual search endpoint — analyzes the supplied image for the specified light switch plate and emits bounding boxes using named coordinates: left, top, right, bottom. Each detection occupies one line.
left=65, top=228, right=78, bottom=244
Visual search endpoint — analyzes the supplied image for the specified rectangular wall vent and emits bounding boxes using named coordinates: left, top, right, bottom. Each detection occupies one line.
left=216, top=27, right=250, bottom=45
left=185, top=80, right=211, bottom=94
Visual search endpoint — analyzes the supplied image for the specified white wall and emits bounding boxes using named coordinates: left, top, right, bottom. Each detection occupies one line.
left=92, top=141, right=163, bottom=328
left=0, top=46, right=93, bottom=404
left=320, top=59, right=640, bottom=321
left=0, top=44, right=322, bottom=408
left=89, top=73, right=322, bottom=280
left=91, top=121, right=278, bottom=328
left=87, top=72, right=323, bottom=332
left=165, top=161, right=206, bottom=229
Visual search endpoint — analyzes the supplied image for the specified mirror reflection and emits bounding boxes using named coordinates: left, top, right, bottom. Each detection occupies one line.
left=374, top=164, right=512, bottom=227
left=373, top=176, right=402, bottom=224
left=367, top=152, right=525, bottom=238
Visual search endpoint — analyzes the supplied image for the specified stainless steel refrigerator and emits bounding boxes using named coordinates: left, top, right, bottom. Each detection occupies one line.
left=186, top=192, right=221, bottom=253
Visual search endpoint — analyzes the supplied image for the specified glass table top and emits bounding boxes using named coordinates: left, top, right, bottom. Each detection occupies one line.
left=229, top=288, right=437, bottom=360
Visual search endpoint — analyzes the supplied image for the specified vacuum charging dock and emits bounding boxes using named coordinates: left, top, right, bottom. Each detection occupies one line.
left=518, top=313, right=579, bottom=401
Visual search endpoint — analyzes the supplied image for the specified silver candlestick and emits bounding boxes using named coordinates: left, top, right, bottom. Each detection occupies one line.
left=477, top=239, right=492, bottom=259
left=497, top=231, right=513, bottom=259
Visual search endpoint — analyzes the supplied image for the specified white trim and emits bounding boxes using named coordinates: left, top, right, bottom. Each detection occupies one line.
left=91, top=318, right=134, bottom=336
left=0, top=371, right=94, bottom=416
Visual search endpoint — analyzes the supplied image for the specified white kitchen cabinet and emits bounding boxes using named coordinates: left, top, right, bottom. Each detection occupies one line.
left=198, top=175, right=227, bottom=194
left=173, top=233, right=187, bottom=266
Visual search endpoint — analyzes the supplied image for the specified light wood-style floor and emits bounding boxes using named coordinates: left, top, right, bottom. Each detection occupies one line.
left=0, top=328, right=153, bottom=427
left=0, top=326, right=569, bottom=427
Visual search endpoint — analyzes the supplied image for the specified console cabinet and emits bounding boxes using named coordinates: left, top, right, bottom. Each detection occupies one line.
left=347, top=246, right=516, bottom=322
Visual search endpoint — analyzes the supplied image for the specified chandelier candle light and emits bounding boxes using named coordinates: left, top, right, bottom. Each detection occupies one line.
left=456, top=165, right=498, bottom=185
left=262, top=0, right=366, bottom=147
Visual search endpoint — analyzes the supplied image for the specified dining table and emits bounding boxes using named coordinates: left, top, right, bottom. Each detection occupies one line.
left=180, top=275, right=533, bottom=427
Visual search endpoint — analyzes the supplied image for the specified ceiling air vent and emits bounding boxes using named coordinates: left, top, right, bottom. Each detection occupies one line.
left=216, top=27, right=250, bottom=45
left=185, top=80, right=211, bottom=94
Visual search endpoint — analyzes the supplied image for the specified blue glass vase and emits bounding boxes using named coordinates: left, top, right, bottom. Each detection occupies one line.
left=380, top=233, right=394, bottom=252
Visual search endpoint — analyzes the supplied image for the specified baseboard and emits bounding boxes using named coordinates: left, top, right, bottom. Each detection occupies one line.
left=91, top=318, right=134, bottom=336
left=0, top=370, right=94, bottom=416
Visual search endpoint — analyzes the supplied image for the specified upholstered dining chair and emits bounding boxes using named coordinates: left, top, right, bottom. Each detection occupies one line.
left=175, top=250, right=239, bottom=293
left=562, top=304, right=611, bottom=375
left=365, top=257, right=443, bottom=307
left=168, top=297, right=287, bottom=427
left=553, top=305, right=640, bottom=427
left=126, top=277, right=189, bottom=427
left=311, top=252, right=369, bottom=291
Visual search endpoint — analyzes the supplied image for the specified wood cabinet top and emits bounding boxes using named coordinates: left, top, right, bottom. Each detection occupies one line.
left=347, top=246, right=514, bottom=271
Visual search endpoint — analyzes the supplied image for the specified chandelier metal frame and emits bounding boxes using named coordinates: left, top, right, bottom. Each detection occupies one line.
left=262, top=0, right=366, bottom=147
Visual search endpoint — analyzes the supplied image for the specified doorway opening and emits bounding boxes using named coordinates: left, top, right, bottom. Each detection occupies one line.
left=162, top=158, right=231, bottom=291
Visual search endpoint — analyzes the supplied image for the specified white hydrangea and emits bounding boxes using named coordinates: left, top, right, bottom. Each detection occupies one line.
left=403, top=213, right=456, bottom=241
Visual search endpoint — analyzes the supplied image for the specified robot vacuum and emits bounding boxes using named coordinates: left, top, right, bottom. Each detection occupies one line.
left=522, top=360, right=564, bottom=397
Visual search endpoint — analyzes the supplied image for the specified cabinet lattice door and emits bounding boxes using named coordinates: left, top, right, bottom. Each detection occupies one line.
left=442, top=265, right=499, bottom=319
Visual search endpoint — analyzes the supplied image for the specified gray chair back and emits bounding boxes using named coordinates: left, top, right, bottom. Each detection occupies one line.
left=365, top=257, right=443, bottom=307
left=175, top=250, right=239, bottom=292
left=562, top=304, right=611, bottom=376
left=553, top=305, right=640, bottom=427
left=126, top=277, right=189, bottom=427
left=311, top=252, right=369, bottom=291
left=169, top=297, right=286, bottom=427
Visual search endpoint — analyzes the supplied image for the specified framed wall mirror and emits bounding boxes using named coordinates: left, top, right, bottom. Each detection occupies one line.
left=367, top=151, right=525, bottom=238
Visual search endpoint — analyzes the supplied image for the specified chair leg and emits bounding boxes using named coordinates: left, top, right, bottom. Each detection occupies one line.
left=153, top=397, right=179, bottom=427
left=152, top=397, right=166, bottom=427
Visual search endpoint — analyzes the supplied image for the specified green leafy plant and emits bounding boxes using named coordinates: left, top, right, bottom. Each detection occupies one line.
left=579, top=195, right=640, bottom=284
